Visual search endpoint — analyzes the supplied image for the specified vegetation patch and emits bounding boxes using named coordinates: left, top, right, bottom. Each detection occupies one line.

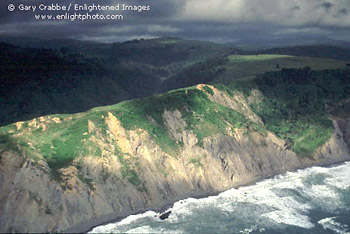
left=189, top=157, right=202, bottom=167
left=203, top=85, right=214, bottom=95
left=0, top=134, right=21, bottom=154
left=0, top=112, right=107, bottom=181
left=213, top=84, right=234, bottom=96
left=228, top=54, right=292, bottom=63
left=230, top=67, right=350, bottom=156
left=117, top=154, right=144, bottom=191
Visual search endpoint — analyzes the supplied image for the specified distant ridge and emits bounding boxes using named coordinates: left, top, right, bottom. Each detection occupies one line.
left=258, top=45, right=350, bottom=61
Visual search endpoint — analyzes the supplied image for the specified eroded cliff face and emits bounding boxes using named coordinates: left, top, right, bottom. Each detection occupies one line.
left=0, top=87, right=350, bottom=233
left=338, top=118, right=350, bottom=150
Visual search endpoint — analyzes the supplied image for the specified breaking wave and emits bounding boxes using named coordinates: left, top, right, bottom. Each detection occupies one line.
left=90, top=162, right=350, bottom=234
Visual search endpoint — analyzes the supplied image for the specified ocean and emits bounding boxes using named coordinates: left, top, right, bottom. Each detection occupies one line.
left=90, top=161, right=350, bottom=234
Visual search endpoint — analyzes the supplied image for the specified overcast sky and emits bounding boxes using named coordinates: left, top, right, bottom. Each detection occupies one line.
left=1, top=0, right=350, bottom=43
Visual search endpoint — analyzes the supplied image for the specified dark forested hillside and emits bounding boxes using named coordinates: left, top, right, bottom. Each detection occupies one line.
left=0, top=42, right=131, bottom=126
left=0, top=42, right=102, bottom=88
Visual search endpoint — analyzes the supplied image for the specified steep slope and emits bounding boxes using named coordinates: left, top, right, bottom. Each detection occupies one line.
left=0, top=77, right=349, bottom=232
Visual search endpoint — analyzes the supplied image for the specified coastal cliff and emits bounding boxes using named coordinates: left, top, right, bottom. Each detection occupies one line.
left=0, top=84, right=349, bottom=233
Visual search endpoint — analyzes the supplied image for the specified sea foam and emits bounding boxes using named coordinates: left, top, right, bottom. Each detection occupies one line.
left=90, top=162, right=350, bottom=234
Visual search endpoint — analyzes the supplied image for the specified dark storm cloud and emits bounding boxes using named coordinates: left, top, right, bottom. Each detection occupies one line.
left=0, top=0, right=180, bottom=39
left=0, top=0, right=350, bottom=43
left=318, top=2, right=334, bottom=12
left=290, top=6, right=301, bottom=11
left=338, top=8, right=349, bottom=15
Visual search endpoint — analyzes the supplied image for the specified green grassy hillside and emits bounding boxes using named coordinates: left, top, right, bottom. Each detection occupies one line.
left=1, top=67, right=349, bottom=183
left=226, top=67, right=350, bottom=155
left=0, top=86, right=258, bottom=183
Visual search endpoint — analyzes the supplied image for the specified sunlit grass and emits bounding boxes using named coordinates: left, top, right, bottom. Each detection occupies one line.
left=228, top=54, right=292, bottom=62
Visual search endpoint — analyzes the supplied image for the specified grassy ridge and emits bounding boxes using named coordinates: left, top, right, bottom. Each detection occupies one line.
left=0, top=87, right=259, bottom=182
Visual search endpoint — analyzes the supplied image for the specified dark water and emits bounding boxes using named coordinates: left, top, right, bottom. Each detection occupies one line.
left=90, top=162, right=350, bottom=234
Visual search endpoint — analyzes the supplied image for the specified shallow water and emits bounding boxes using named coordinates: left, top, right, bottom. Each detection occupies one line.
left=90, top=162, right=350, bottom=234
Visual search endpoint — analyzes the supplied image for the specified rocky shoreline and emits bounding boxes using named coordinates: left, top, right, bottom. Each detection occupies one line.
left=70, top=157, right=350, bottom=234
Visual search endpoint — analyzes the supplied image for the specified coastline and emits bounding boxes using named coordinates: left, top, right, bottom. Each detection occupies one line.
left=65, top=157, right=350, bottom=234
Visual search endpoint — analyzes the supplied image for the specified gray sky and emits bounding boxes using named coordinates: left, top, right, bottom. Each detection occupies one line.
left=1, top=0, right=349, bottom=43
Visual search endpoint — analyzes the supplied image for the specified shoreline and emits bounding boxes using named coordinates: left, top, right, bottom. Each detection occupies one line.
left=65, top=157, right=350, bottom=234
